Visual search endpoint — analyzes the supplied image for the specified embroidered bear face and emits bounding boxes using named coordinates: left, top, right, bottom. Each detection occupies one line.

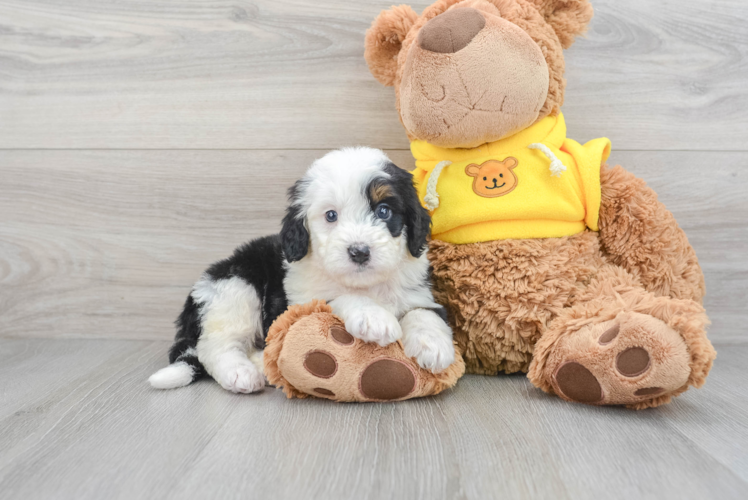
left=465, top=158, right=519, bottom=198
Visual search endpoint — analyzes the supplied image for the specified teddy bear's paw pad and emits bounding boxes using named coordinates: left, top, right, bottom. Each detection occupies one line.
left=634, top=387, right=666, bottom=397
left=359, top=358, right=417, bottom=401
left=330, top=325, right=354, bottom=346
left=313, top=387, right=336, bottom=397
left=554, top=362, right=603, bottom=404
left=616, top=347, right=651, bottom=377
left=598, top=324, right=619, bottom=344
left=303, top=350, right=338, bottom=379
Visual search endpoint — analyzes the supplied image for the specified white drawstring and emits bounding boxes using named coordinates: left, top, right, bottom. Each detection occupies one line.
left=423, top=160, right=451, bottom=210
left=528, top=143, right=567, bottom=177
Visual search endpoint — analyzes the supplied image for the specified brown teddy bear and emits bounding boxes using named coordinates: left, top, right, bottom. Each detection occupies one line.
left=364, top=0, right=716, bottom=408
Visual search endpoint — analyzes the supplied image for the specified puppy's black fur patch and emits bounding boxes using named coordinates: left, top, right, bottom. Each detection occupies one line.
left=206, top=235, right=289, bottom=348
left=367, top=162, right=432, bottom=257
left=169, top=235, right=289, bottom=363
left=430, top=305, right=449, bottom=324
left=168, top=295, right=206, bottom=381
left=280, top=180, right=310, bottom=262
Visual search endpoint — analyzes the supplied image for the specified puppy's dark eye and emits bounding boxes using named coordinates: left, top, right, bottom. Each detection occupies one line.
left=375, top=204, right=392, bottom=220
left=325, top=210, right=338, bottom=223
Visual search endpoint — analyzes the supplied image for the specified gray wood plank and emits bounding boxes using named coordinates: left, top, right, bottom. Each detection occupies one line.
left=1, top=0, right=746, bottom=150
left=0, top=338, right=746, bottom=500
left=1, top=149, right=745, bottom=341
left=658, top=352, right=748, bottom=484
left=564, top=0, right=748, bottom=150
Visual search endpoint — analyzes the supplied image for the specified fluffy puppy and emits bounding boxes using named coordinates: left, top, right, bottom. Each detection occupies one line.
left=149, top=147, right=455, bottom=393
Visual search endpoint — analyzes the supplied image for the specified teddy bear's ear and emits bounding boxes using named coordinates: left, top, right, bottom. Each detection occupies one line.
left=465, top=164, right=481, bottom=177
left=364, top=5, right=419, bottom=86
left=528, top=0, right=594, bottom=49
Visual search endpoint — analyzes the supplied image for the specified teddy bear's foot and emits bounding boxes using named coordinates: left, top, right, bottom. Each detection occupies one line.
left=550, top=312, right=693, bottom=407
left=263, top=301, right=465, bottom=402
left=529, top=295, right=715, bottom=409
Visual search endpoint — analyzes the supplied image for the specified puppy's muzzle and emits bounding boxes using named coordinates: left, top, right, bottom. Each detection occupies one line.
left=348, top=244, right=371, bottom=265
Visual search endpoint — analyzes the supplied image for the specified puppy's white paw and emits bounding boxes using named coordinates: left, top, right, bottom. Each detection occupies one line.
left=404, top=335, right=455, bottom=373
left=213, top=357, right=266, bottom=394
left=344, top=306, right=402, bottom=346
left=401, top=309, right=455, bottom=373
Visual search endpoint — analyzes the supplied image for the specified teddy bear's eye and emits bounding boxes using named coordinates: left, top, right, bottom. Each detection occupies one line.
left=483, top=176, right=487, bottom=181
left=500, top=173, right=503, bottom=178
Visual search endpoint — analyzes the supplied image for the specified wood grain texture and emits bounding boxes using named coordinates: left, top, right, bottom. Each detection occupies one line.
left=1, top=149, right=745, bottom=341
left=1, top=0, right=747, bottom=150
left=0, top=338, right=746, bottom=500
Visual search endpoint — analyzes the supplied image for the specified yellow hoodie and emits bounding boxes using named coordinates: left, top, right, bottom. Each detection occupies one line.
left=411, top=113, right=611, bottom=244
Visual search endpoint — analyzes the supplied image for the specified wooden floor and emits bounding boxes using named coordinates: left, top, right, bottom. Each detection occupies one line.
left=2, top=0, right=748, bottom=498
left=0, top=338, right=746, bottom=500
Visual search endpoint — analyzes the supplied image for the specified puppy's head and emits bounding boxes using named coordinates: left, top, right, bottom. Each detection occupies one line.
left=280, top=147, right=430, bottom=288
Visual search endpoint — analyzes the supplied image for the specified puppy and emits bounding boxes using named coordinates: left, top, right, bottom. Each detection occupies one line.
left=149, top=147, right=455, bottom=393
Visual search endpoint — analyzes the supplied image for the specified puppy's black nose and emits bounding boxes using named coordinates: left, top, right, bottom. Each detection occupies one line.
left=348, top=244, right=370, bottom=265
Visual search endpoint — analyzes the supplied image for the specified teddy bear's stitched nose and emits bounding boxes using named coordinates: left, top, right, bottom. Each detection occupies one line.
left=418, top=7, right=486, bottom=54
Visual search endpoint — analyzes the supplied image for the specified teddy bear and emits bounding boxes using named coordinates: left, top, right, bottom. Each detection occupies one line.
left=364, top=0, right=716, bottom=408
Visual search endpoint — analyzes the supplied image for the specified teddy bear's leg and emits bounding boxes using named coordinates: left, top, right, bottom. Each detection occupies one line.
left=264, top=302, right=465, bottom=402
left=528, top=265, right=715, bottom=409
left=598, top=164, right=706, bottom=303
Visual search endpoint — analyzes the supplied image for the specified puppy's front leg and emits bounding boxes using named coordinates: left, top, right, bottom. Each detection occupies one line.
left=329, top=295, right=402, bottom=346
left=401, top=309, right=455, bottom=373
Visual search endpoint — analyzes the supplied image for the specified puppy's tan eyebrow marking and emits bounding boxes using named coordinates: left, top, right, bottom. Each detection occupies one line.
left=370, top=183, right=393, bottom=203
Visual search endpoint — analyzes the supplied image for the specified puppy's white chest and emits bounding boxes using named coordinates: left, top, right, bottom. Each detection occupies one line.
left=284, top=264, right=415, bottom=317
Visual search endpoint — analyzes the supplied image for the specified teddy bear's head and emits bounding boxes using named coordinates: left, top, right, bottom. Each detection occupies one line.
left=365, top=0, right=593, bottom=148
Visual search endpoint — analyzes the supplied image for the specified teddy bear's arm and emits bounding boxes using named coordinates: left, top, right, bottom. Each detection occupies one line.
left=597, top=164, right=706, bottom=303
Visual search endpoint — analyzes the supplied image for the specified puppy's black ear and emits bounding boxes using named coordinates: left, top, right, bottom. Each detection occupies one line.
left=405, top=192, right=432, bottom=258
left=385, top=163, right=431, bottom=257
left=280, top=181, right=309, bottom=262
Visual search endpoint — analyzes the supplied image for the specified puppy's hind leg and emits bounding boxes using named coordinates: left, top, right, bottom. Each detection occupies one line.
left=200, top=344, right=265, bottom=394
left=194, top=276, right=267, bottom=394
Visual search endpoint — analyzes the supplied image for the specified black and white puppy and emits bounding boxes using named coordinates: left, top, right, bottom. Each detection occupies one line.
left=149, top=147, right=454, bottom=393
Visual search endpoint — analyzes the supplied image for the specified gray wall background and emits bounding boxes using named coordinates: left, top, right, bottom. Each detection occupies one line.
left=1, top=0, right=746, bottom=341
